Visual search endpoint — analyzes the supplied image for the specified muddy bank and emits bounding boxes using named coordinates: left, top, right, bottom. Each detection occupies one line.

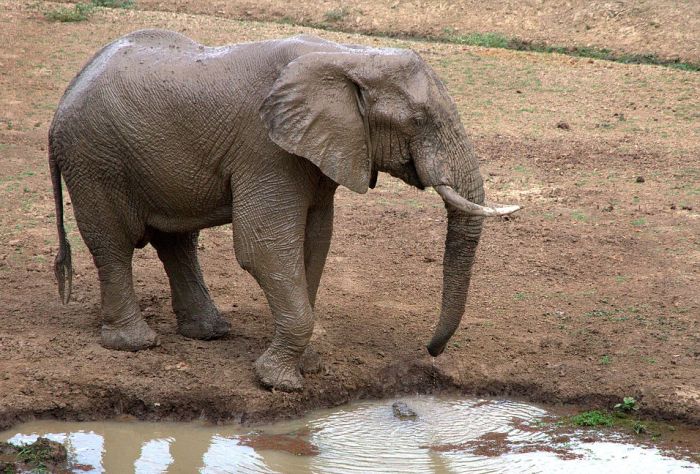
left=0, top=356, right=698, bottom=433
left=0, top=437, right=68, bottom=472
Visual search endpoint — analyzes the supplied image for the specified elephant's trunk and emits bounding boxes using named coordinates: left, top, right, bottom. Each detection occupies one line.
left=419, top=134, right=492, bottom=356
left=426, top=206, right=483, bottom=356
left=411, top=125, right=518, bottom=356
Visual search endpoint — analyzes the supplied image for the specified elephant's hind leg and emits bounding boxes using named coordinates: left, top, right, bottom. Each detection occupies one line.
left=76, top=220, right=159, bottom=351
left=150, top=230, right=231, bottom=340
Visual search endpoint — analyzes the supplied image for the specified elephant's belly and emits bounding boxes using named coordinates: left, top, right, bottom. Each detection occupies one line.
left=147, top=204, right=233, bottom=234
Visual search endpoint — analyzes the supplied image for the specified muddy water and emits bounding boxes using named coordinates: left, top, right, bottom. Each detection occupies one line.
left=2, top=396, right=698, bottom=473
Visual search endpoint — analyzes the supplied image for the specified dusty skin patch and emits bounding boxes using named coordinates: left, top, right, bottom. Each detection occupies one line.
left=0, top=0, right=698, bottom=448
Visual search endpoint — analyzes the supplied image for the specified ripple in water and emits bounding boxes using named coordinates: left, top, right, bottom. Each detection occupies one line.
left=2, top=396, right=698, bottom=473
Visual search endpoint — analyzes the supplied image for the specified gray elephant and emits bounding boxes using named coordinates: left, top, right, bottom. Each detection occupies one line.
left=49, top=30, right=519, bottom=391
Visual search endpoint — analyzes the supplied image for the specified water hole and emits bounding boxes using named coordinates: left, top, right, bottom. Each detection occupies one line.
left=2, top=395, right=698, bottom=473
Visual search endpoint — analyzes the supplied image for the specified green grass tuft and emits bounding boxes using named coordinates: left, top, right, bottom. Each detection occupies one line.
left=448, top=32, right=510, bottom=49
left=44, top=3, right=93, bottom=22
left=45, top=0, right=135, bottom=22
left=91, top=0, right=135, bottom=8
left=571, top=410, right=615, bottom=427
left=324, top=7, right=349, bottom=22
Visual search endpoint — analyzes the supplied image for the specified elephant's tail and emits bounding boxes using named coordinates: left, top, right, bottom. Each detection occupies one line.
left=49, top=140, right=72, bottom=305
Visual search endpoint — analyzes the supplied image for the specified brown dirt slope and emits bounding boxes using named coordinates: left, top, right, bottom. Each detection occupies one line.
left=0, top=0, right=698, bottom=434
left=125, top=0, right=700, bottom=63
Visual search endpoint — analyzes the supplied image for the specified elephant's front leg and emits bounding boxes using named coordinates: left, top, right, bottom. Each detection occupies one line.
left=304, top=179, right=336, bottom=308
left=299, top=182, right=336, bottom=375
left=232, top=172, right=315, bottom=391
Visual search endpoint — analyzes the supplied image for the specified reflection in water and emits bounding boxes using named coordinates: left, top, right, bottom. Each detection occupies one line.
left=2, top=396, right=698, bottom=473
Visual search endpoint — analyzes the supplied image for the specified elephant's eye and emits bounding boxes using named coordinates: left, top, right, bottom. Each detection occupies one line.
left=412, top=114, right=426, bottom=127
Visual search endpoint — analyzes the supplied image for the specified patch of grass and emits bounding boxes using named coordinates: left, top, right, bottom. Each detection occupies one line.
left=632, top=421, right=648, bottom=435
left=448, top=32, right=510, bottom=49
left=631, top=217, right=647, bottom=226
left=0, top=170, right=37, bottom=185
left=324, top=7, right=349, bottom=22
left=614, top=275, right=628, bottom=283
left=266, top=15, right=700, bottom=71
left=584, top=308, right=630, bottom=322
left=17, top=444, right=50, bottom=471
left=44, top=0, right=132, bottom=22
left=45, top=2, right=94, bottom=22
left=91, top=0, right=135, bottom=7
left=585, top=309, right=617, bottom=318
left=614, top=396, right=637, bottom=413
left=571, top=410, right=614, bottom=427
left=438, top=30, right=700, bottom=71
left=514, top=291, right=526, bottom=301
left=0, top=438, right=69, bottom=473
left=600, top=355, right=612, bottom=365
left=571, top=211, right=588, bottom=222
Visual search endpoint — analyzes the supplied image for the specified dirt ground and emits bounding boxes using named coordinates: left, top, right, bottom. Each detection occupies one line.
left=61, top=0, right=700, bottom=63
left=0, top=0, right=698, bottom=438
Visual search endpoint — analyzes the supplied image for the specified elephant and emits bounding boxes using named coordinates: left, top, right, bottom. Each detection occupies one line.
left=49, top=30, right=519, bottom=391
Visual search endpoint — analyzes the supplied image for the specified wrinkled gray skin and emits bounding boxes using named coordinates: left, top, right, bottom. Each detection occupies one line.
left=50, top=30, right=518, bottom=391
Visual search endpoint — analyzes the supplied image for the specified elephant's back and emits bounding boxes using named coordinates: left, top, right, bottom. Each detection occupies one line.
left=53, top=31, right=350, bottom=123
left=48, top=31, right=351, bottom=172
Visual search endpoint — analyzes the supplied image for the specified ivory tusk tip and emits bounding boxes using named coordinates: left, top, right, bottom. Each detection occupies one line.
left=494, top=204, right=521, bottom=216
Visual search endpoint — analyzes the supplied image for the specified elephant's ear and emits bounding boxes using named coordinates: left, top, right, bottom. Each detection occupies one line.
left=260, top=52, right=371, bottom=194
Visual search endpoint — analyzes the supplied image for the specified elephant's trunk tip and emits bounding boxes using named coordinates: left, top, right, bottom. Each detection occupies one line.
left=426, top=340, right=446, bottom=357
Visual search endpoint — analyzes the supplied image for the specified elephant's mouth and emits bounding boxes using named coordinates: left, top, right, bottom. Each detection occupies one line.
left=388, top=157, right=424, bottom=189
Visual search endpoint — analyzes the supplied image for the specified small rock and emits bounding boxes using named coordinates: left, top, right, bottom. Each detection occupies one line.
left=556, top=121, right=570, bottom=130
left=681, top=205, right=693, bottom=211
left=635, top=176, right=645, bottom=183
left=392, top=401, right=417, bottom=420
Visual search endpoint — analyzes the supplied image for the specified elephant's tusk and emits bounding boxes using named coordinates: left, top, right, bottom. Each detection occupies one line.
left=434, top=185, right=521, bottom=217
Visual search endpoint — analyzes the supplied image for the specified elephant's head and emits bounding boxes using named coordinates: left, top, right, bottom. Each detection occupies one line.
left=260, top=44, right=519, bottom=357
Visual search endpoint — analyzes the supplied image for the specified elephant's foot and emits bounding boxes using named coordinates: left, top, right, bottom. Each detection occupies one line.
left=300, top=344, right=322, bottom=375
left=254, top=348, right=304, bottom=392
left=177, top=311, right=231, bottom=340
left=101, top=319, right=160, bottom=351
